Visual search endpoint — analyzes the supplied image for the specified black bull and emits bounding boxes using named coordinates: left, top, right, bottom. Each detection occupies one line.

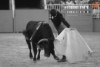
left=23, top=21, right=59, bottom=61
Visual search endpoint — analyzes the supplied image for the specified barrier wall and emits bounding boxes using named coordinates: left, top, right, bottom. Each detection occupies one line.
left=0, top=4, right=100, bottom=32
left=65, top=9, right=93, bottom=32
left=14, top=9, right=49, bottom=32
left=93, top=19, right=100, bottom=32
left=13, top=4, right=100, bottom=32
left=0, top=10, right=13, bottom=32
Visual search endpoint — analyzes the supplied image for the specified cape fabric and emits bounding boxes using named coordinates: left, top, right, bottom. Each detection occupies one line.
left=54, top=28, right=93, bottom=63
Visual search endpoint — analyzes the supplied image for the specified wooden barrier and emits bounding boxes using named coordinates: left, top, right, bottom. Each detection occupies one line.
left=14, top=9, right=49, bottom=32
left=0, top=3, right=100, bottom=32
left=13, top=4, right=100, bottom=32
left=0, top=10, right=13, bottom=32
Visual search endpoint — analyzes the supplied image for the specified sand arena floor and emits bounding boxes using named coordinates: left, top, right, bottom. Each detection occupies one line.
left=0, top=32, right=100, bottom=67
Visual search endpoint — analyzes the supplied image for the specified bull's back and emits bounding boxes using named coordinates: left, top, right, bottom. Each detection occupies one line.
left=24, top=21, right=39, bottom=38
left=24, top=21, right=54, bottom=41
left=41, top=23, right=54, bottom=40
left=26, top=21, right=39, bottom=31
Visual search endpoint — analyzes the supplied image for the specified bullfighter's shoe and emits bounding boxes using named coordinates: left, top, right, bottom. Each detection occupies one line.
left=58, top=55, right=67, bottom=62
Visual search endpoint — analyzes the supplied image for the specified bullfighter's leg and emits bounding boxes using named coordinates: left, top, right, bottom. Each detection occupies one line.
left=58, top=55, right=67, bottom=62
left=32, top=42, right=37, bottom=61
left=26, top=40, right=33, bottom=59
left=37, top=49, right=41, bottom=60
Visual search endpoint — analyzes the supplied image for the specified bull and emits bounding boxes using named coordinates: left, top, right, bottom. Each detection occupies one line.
left=23, top=21, right=59, bottom=62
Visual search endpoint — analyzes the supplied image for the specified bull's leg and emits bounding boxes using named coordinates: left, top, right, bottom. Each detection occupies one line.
left=50, top=49, right=59, bottom=60
left=37, top=49, right=41, bottom=60
left=32, top=42, right=37, bottom=61
left=50, top=41, right=59, bottom=60
left=26, top=40, right=33, bottom=59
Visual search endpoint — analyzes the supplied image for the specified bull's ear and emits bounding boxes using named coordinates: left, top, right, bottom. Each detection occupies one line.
left=37, top=43, right=44, bottom=50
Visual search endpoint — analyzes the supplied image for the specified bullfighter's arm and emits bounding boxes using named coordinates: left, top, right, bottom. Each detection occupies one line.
left=60, top=15, right=71, bottom=28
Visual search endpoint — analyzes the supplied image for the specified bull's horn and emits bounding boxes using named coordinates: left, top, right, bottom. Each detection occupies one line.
left=37, top=39, right=48, bottom=44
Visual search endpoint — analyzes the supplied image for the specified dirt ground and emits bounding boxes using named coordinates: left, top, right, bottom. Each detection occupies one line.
left=0, top=32, right=100, bottom=67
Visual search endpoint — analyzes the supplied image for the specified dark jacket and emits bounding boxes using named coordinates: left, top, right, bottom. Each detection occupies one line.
left=50, top=9, right=70, bottom=30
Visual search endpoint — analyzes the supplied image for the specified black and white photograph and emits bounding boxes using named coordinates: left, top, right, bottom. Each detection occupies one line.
left=0, top=0, right=100, bottom=67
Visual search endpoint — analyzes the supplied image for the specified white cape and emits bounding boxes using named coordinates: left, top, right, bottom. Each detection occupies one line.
left=54, top=28, right=92, bottom=63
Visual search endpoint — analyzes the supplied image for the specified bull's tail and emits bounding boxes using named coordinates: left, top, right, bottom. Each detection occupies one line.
left=22, top=30, right=27, bottom=36
left=22, top=30, right=30, bottom=40
left=37, top=39, right=48, bottom=45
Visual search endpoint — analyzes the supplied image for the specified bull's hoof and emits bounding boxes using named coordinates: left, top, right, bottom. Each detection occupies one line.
left=33, top=58, right=37, bottom=61
left=57, top=59, right=67, bottom=62
left=37, top=57, right=40, bottom=61
left=29, top=54, right=33, bottom=59
left=30, top=56, right=33, bottom=59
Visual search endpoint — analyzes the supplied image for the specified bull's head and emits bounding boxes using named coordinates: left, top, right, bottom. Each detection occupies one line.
left=37, top=39, right=50, bottom=57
